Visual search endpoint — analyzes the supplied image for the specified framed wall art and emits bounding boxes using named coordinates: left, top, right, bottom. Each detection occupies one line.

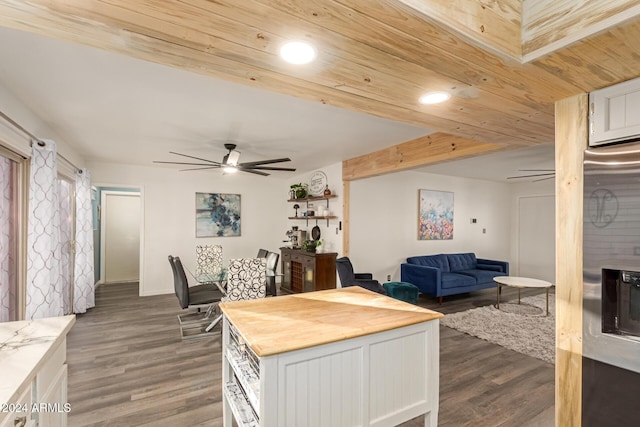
left=196, top=192, right=241, bottom=237
left=418, top=189, right=454, bottom=240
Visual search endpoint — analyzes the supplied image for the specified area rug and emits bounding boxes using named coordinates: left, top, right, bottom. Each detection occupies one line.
left=440, top=293, right=555, bottom=364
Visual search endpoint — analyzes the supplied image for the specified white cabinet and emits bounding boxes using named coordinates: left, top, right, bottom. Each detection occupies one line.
left=590, top=77, right=640, bottom=146
left=220, top=288, right=442, bottom=427
left=0, top=316, right=74, bottom=427
left=0, top=386, right=35, bottom=427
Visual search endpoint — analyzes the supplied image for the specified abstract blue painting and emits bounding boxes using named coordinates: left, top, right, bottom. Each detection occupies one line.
left=196, top=192, right=241, bottom=237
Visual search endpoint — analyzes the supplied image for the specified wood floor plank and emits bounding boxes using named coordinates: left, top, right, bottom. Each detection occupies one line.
left=66, top=282, right=554, bottom=426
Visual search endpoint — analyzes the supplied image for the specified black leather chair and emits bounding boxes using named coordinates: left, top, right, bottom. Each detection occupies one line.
left=336, top=257, right=387, bottom=295
left=169, top=255, right=224, bottom=337
left=265, top=251, right=280, bottom=297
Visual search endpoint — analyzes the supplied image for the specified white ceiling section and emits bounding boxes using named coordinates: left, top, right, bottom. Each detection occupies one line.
left=0, top=26, right=432, bottom=175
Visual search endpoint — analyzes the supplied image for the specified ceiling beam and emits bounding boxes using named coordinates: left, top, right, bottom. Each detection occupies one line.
left=342, top=132, right=503, bottom=181
left=0, top=0, right=565, bottom=147
left=394, top=0, right=522, bottom=61
left=522, top=0, right=640, bottom=61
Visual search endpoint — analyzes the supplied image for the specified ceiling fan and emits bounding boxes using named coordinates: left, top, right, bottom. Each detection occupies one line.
left=153, top=143, right=296, bottom=176
left=506, top=169, right=555, bottom=182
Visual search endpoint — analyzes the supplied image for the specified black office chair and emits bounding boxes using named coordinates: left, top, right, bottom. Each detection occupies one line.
left=336, top=257, right=387, bottom=295
left=169, top=255, right=224, bottom=338
left=265, top=251, right=280, bottom=297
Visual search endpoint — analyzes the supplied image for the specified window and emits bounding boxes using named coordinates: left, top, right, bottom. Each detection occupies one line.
left=0, top=145, right=23, bottom=321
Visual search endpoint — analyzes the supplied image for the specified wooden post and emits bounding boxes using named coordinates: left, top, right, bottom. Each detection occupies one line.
left=555, top=93, right=587, bottom=426
left=342, top=180, right=350, bottom=257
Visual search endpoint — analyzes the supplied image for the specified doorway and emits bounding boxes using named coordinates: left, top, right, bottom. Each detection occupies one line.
left=100, top=190, right=141, bottom=283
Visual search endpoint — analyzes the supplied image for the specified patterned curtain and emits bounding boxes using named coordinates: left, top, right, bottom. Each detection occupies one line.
left=0, top=156, right=15, bottom=321
left=26, top=140, right=64, bottom=319
left=58, top=179, right=73, bottom=315
left=74, top=169, right=95, bottom=313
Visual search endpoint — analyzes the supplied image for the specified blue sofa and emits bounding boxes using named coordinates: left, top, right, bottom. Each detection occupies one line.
left=400, top=253, right=509, bottom=303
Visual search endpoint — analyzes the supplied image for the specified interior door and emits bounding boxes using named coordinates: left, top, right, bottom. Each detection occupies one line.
left=102, top=192, right=140, bottom=283
left=518, top=195, right=555, bottom=283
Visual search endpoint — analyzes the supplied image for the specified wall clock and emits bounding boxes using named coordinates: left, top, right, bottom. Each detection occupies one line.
left=308, top=171, right=328, bottom=196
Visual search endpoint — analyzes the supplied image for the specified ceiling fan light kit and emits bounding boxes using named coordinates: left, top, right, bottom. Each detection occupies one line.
left=153, top=143, right=296, bottom=176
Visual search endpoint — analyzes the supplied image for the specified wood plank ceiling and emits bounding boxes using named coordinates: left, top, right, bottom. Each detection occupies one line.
left=0, top=0, right=639, bottom=178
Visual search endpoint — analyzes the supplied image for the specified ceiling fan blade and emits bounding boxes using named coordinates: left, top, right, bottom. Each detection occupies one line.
left=533, top=176, right=556, bottom=182
left=519, top=169, right=555, bottom=172
left=238, top=167, right=269, bottom=176
left=168, top=151, right=221, bottom=165
left=239, top=158, right=292, bottom=167
left=507, top=173, right=555, bottom=179
left=154, top=161, right=219, bottom=166
left=249, top=166, right=297, bottom=171
left=179, top=166, right=221, bottom=171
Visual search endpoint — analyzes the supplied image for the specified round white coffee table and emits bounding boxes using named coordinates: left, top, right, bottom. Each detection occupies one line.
left=494, top=276, right=553, bottom=316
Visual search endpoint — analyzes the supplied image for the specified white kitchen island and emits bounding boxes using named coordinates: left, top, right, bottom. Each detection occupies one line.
left=219, top=287, right=443, bottom=427
left=0, top=315, right=75, bottom=427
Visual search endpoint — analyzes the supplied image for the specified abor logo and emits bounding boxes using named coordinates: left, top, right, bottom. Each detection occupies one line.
left=588, top=189, right=618, bottom=228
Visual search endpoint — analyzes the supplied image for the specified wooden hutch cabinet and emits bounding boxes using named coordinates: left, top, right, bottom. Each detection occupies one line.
left=279, top=247, right=337, bottom=293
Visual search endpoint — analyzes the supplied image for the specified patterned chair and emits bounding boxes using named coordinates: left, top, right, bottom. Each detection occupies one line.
left=195, top=244, right=223, bottom=276
left=223, top=258, right=267, bottom=302
left=205, top=257, right=267, bottom=332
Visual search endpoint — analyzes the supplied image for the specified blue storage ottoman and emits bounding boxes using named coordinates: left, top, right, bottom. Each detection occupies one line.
left=383, top=282, right=419, bottom=304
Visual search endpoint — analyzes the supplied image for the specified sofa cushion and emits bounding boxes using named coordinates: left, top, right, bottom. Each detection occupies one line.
left=447, top=253, right=477, bottom=272
left=406, top=254, right=450, bottom=272
left=441, top=272, right=476, bottom=289
left=457, top=269, right=506, bottom=284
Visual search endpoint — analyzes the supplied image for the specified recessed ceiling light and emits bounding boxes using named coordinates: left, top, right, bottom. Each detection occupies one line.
left=419, top=91, right=451, bottom=105
left=279, top=41, right=316, bottom=65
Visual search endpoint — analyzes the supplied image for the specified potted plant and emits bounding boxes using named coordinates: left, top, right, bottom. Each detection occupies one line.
left=290, top=183, right=308, bottom=199
left=302, top=239, right=318, bottom=253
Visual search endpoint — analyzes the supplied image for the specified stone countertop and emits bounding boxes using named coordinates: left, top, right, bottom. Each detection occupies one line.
left=0, top=315, right=75, bottom=405
left=220, top=286, right=443, bottom=357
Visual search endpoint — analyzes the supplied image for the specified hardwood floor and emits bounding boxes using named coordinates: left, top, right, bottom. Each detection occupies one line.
left=67, top=283, right=554, bottom=426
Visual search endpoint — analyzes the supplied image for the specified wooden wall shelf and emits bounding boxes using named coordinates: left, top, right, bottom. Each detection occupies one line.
left=287, top=194, right=337, bottom=203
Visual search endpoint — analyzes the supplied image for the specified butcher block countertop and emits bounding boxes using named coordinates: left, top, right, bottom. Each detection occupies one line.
left=219, top=286, right=443, bottom=357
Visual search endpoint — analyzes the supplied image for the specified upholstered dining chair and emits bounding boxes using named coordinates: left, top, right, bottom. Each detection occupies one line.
left=336, top=257, right=387, bottom=295
left=204, top=257, right=267, bottom=333
left=195, top=244, right=223, bottom=276
left=223, top=258, right=267, bottom=302
left=256, top=248, right=269, bottom=258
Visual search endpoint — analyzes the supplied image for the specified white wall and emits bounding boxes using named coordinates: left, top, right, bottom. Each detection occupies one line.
left=0, top=81, right=83, bottom=166
left=88, top=161, right=287, bottom=296
left=349, top=170, right=513, bottom=283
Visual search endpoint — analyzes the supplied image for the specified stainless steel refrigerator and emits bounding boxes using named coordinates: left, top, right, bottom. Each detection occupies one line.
left=583, top=140, right=640, bottom=426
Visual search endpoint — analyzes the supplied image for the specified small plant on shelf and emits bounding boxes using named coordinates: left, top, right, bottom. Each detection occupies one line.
left=302, top=239, right=318, bottom=253
left=290, top=183, right=308, bottom=199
